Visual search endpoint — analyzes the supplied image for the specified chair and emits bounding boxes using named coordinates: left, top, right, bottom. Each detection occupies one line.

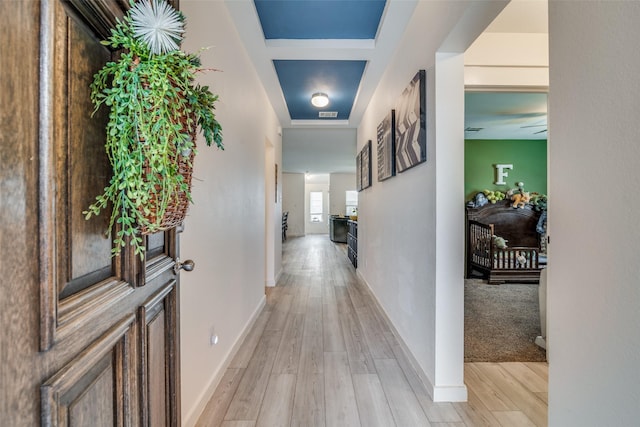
left=282, top=211, right=289, bottom=242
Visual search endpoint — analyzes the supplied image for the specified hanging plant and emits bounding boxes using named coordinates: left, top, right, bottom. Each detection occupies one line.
left=83, top=0, right=223, bottom=259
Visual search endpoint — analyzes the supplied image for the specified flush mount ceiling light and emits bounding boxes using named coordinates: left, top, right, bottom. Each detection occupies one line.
left=311, top=92, right=329, bottom=108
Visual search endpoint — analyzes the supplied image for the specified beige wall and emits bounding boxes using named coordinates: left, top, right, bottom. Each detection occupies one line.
left=548, top=1, right=640, bottom=424
left=329, top=173, right=357, bottom=216
left=179, top=1, right=281, bottom=425
left=282, top=173, right=305, bottom=237
left=464, top=32, right=548, bottom=87
left=356, top=1, right=504, bottom=401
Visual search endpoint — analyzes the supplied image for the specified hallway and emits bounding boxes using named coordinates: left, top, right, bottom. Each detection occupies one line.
left=196, top=235, right=547, bottom=426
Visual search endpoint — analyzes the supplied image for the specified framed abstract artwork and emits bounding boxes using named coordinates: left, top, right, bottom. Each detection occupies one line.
left=361, top=140, right=372, bottom=190
left=377, top=109, right=396, bottom=182
left=395, top=70, right=426, bottom=173
left=356, top=151, right=362, bottom=192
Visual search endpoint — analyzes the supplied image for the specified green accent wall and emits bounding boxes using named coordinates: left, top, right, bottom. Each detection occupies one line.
left=465, top=139, right=547, bottom=200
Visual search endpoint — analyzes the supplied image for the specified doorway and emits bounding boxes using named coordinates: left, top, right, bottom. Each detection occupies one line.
left=265, top=138, right=279, bottom=287
left=463, top=90, right=548, bottom=363
left=304, top=173, right=330, bottom=234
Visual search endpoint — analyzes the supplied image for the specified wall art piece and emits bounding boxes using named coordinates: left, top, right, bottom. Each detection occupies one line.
left=395, top=70, right=426, bottom=173
left=377, top=109, right=396, bottom=181
left=361, top=140, right=372, bottom=190
left=356, top=151, right=363, bottom=192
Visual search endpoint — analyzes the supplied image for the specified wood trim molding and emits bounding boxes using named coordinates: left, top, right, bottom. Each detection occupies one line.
left=138, top=280, right=179, bottom=426
left=40, top=314, right=136, bottom=426
left=145, top=255, right=176, bottom=284
left=69, top=0, right=126, bottom=39
left=38, top=0, right=57, bottom=352
left=38, top=0, right=134, bottom=352
left=56, top=279, right=134, bottom=342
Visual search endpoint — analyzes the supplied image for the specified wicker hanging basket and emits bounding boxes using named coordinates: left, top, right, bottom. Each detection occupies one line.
left=132, top=57, right=197, bottom=235
left=137, top=83, right=197, bottom=234
left=139, top=139, right=195, bottom=235
left=84, top=0, right=223, bottom=257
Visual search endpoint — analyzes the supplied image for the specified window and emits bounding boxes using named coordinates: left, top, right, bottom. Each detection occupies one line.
left=346, top=190, right=358, bottom=216
left=310, top=191, right=323, bottom=222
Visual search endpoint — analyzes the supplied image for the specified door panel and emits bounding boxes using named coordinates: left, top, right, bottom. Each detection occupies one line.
left=41, top=315, right=136, bottom=427
left=67, top=3, right=113, bottom=286
left=147, top=232, right=168, bottom=260
left=40, top=0, right=132, bottom=351
left=148, top=310, right=168, bottom=427
left=139, top=281, right=181, bottom=427
left=144, top=231, right=178, bottom=285
left=1, top=0, right=185, bottom=425
left=69, top=369, right=114, bottom=426
left=36, top=1, right=184, bottom=426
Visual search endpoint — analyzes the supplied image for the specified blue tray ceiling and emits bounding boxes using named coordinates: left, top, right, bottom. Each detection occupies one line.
left=254, top=0, right=386, bottom=40
left=253, top=0, right=386, bottom=122
left=274, top=60, right=367, bottom=120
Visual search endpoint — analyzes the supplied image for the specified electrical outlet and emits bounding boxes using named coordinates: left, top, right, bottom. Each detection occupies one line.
left=210, top=334, right=219, bottom=345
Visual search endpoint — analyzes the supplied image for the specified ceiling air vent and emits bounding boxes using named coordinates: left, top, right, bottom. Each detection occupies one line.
left=319, top=111, right=338, bottom=118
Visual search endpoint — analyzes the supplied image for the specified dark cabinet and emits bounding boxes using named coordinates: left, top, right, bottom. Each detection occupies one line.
left=347, top=220, right=357, bottom=268
left=329, top=216, right=348, bottom=243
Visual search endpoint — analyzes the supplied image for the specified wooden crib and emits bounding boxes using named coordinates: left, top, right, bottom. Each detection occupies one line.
left=466, top=201, right=544, bottom=284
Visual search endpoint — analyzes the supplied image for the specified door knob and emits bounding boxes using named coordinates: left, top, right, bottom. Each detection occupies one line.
left=174, top=258, right=195, bottom=274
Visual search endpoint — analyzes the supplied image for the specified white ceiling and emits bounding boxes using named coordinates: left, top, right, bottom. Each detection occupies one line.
left=484, top=0, right=548, bottom=34
left=465, top=92, right=548, bottom=140
left=282, top=128, right=356, bottom=174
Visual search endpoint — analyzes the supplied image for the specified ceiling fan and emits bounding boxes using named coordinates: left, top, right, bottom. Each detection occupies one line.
left=520, top=123, right=547, bottom=134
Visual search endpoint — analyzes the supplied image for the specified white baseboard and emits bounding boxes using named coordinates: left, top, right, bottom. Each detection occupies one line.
left=432, top=385, right=468, bottom=402
left=182, top=295, right=267, bottom=427
left=356, top=270, right=468, bottom=403
left=265, top=267, right=283, bottom=287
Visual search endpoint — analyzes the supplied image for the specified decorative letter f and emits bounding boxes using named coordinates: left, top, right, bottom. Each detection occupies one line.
left=495, top=164, right=513, bottom=185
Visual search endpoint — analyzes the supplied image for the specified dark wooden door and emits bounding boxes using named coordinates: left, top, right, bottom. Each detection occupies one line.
left=0, top=1, right=184, bottom=425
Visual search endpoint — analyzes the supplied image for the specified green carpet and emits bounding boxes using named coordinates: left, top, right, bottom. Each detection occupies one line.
left=465, top=279, right=547, bottom=362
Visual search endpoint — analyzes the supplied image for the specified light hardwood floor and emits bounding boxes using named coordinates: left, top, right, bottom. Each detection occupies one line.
left=196, top=235, right=548, bottom=427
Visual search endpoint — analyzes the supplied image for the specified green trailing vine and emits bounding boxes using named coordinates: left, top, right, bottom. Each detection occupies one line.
left=83, top=0, right=223, bottom=259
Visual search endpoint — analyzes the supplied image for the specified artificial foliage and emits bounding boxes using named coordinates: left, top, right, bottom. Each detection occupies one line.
left=530, top=193, right=548, bottom=211
left=83, top=0, right=223, bottom=258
